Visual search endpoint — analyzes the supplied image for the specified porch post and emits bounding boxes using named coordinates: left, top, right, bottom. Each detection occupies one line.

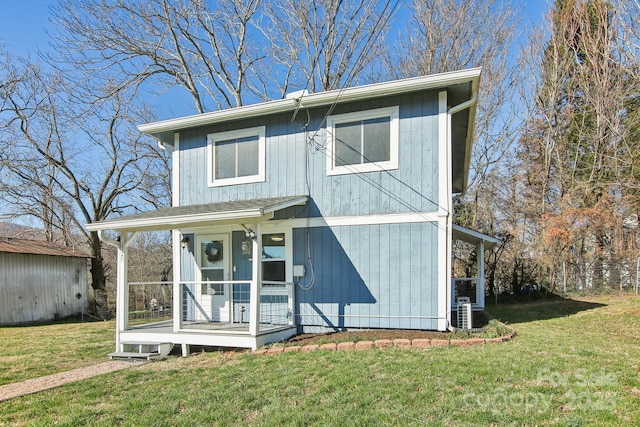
left=249, top=223, right=261, bottom=336
left=115, top=232, right=133, bottom=351
left=477, top=241, right=485, bottom=308
left=172, top=230, right=182, bottom=332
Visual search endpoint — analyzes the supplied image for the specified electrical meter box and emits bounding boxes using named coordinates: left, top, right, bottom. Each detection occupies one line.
left=293, top=265, right=306, bottom=278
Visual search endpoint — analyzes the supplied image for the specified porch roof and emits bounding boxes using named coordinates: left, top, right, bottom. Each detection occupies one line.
left=86, top=195, right=307, bottom=233
left=452, top=224, right=500, bottom=249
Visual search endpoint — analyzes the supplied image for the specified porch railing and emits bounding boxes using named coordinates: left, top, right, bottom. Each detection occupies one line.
left=127, top=282, right=173, bottom=325
left=260, top=281, right=294, bottom=328
left=124, top=280, right=294, bottom=334
left=179, top=280, right=294, bottom=333
left=452, top=278, right=477, bottom=304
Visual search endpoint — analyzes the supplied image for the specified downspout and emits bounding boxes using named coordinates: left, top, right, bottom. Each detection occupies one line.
left=445, top=90, right=478, bottom=332
left=98, top=229, right=120, bottom=248
left=448, top=92, right=477, bottom=115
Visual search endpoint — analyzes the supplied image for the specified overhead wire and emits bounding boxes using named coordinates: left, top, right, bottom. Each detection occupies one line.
left=291, top=0, right=406, bottom=291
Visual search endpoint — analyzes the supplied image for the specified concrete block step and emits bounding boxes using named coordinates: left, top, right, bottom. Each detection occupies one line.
left=110, top=342, right=173, bottom=361
left=108, top=351, right=159, bottom=361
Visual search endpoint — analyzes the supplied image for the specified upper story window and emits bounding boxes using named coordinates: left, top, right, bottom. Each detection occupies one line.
left=326, top=106, right=399, bottom=176
left=207, top=126, right=266, bottom=187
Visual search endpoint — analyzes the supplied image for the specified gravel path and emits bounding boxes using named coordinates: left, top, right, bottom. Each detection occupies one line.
left=0, top=360, right=144, bottom=402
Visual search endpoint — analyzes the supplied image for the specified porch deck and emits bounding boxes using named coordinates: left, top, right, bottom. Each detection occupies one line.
left=120, top=320, right=298, bottom=353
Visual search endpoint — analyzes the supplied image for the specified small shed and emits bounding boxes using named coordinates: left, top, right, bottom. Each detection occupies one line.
left=0, top=237, right=90, bottom=324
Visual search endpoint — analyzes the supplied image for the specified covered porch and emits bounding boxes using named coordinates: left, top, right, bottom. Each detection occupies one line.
left=451, top=224, right=501, bottom=310
left=86, top=196, right=307, bottom=354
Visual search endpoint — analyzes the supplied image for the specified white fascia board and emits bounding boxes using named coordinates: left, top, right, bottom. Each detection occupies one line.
left=263, top=195, right=308, bottom=213
left=460, top=77, right=480, bottom=192
left=85, top=196, right=307, bottom=233
left=452, top=224, right=501, bottom=247
left=86, top=209, right=267, bottom=233
left=138, top=68, right=482, bottom=145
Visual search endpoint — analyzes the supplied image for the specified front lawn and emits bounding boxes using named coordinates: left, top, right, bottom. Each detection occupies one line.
left=0, top=320, right=114, bottom=386
left=1, top=295, right=639, bottom=426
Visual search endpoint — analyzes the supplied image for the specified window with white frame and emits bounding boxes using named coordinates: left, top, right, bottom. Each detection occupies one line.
left=326, top=106, right=399, bottom=175
left=207, top=126, right=266, bottom=187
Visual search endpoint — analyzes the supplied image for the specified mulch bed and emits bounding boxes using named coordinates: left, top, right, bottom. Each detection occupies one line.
left=285, top=329, right=455, bottom=346
left=284, top=311, right=493, bottom=346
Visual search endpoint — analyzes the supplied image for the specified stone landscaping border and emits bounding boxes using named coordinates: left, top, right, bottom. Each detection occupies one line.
left=254, top=329, right=517, bottom=355
left=0, top=328, right=516, bottom=402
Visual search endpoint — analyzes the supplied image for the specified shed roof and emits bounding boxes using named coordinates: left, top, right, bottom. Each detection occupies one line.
left=86, top=195, right=308, bottom=233
left=452, top=224, right=501, bottom=249
left=0, top=237, right=90, bottom=258
left=139, top=68, right=481, bottom=139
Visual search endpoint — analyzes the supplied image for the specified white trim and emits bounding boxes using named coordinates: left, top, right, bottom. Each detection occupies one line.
left=88, top=210, right=271, bottom=232
left=207, top=126, right=266, bottom=187
left=173, top=230, right=182, bottom=332
left=437, top=91, right=450, bottom=331
left=86, top=196, right=307, bottom=233
left=448, top=81, right=479, bottom=193
left=172, top=133, right=180, bottom=207
left=92, top=210, right=437, bottom=235
left=260, top=223, right=294, bottom=283
left=477, top=241, right=486, bottom=309
left=278, top=211, right=439, bottom=229
left=115, top=231, right=136, bottom=351
left=120, top=326, right=297, bottom=351
left=326, top=106, right=399, bottom=176
left=249, top=223, right=261, bottom=336
left=452, top=224, right=500, bottom=247
left=138, top=68, right=482, bottom=145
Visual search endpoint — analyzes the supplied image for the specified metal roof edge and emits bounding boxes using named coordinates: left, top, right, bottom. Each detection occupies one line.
left=0, top=238, right=91, bottom=258
left=85, top=209, right=265, bottom=232
left=85, top=195, right=309, bottom=233
left=138, top=68, right=482, bottom=142
left=262, top=195, right=308, bottom=213
left=452, top=224, right=501, bottom=246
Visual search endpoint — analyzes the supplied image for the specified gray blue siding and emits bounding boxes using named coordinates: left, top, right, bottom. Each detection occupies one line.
left=293, top=222, right=439, bottom=331
left=178, top=92, right=440, bottom=217
left=177, top=88, right=445, bottom=331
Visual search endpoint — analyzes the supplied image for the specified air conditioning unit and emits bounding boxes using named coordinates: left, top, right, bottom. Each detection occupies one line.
left=457, top=297, right=473, bottom=330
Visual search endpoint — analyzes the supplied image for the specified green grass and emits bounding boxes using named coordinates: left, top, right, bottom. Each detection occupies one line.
left=1, top=295, right=640, bottom=426
left=0, top=320, right=115, bottom=385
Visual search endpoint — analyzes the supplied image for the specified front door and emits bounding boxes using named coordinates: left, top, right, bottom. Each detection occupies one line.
left=197, top=233, right=230, bottom=322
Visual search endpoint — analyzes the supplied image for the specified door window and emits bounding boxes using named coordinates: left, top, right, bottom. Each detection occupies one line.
left=200, top=239, right=225, bottom=295
left=262, top=233, right=285, bottom=283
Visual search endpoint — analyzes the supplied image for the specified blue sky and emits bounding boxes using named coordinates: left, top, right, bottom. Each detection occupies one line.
left=1, top=1, right=546, bottom=54
left=0, top=0, right=53, bottom=53
left=1, top=1, right=546, bottom=120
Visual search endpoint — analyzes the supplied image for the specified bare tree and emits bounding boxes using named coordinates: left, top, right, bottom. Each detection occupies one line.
left=381, top=0, right=523, bottom=294
left=515, top=0, right=640, bottom=291
left=0, top=51, right=169, bottom=318
left=386, top=0, right=523, bottom=192
left=50, top=0, right=264, bottom=112
left=50, top=0, right=399, bottom=112
left=260, top=0, right=397, bottom=96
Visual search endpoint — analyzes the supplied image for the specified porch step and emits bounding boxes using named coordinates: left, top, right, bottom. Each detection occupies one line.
left=108, top=351, right=161, bottom=361
left=109, top=342, right=173, bottom=361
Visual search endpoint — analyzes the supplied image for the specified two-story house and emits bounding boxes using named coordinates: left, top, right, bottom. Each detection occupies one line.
left=88, top=68, right=498, bottom=356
